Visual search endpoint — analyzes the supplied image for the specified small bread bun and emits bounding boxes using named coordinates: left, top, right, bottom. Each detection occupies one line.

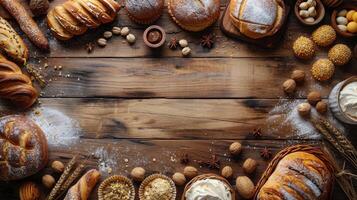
left=311, top=59, right=335, bottom=81
left=328, top=44, right=352, bottom=66
left=125, top=0, right=164, bottom=24
left=312, top=25, right=336, bottom=47
left=293, top=36, right=315, bottom=60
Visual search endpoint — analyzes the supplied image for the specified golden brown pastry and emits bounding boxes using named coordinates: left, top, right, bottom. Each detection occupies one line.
left=97, top=0, right=121, bottom=18
left=168, top=0, right=220, bottom=32
left=0, top=115, right=48, bottom=181
left=53, top=5, right=88, bottom=35
left=64, top=169, right=101, bottom=200
left=47, top=9, right=74, bottom=40
left=63, top=1, right=101, bottom=29
left=0, top=55, right=38, bottom=108
left=0, top=0, right=49, bottom=50
left=125, top=0, right=164, bottom=24
left=76, top=0, right=113, bottom=24
left=229, top=0, right=285, bottom=39
left=257, top=151, right=333, bottom=200
left=0, top=17, right=29, bottom=65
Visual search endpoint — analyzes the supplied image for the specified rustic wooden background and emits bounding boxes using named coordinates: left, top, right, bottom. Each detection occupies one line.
left=0, top=0, right=356, bottom=199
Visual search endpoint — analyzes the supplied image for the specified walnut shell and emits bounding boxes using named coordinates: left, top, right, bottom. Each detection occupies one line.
left=42, top=174, right=55, bottom=189
left=51, top=160, right=64, bottom=173
left=307, top=91, right=322, bottom=105
left=236, top=176, right=255, bottom=199
left=131, top=167, right=146, bottom=182
left=221, top=166, right=233, bottom=179
left=291, top=70, right=306, bottom=83
left=229, top=142, right=242, bottom=156
left=183, top=166, right=198, bottom=179
left=19, top=182, right=40, bottom=200
left=316, top=101, right=328, bottom=114
left=243, top=158, right=258, bottom=174
left=172, top=172, right=186, bottom=186
left=298, top=103, right=311, bottom=117
left=282, top=79, right=296, bottom=94
left=29, top=0, right=49, bottom=16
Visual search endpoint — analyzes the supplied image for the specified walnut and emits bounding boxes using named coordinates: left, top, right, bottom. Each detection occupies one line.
left=229, top=142, right=242, bottom=156
left=236, top=176, right=255, bottom=199
left=316, top=101, right=328, bottom=114
left=51, top=160, right=64, bottom=173
left=97, top=38, right=107, bottom=47
left=298, top=103, right=311, bottom=117
left=283, top=79, right=296, bottom=94
left=130, top=167, right=146, bottom=182
left=243, top=158, right=258, bottom=174
left=179, top=39, right=188, bottom=48
left=307, top=91, right=322, bottom=105
left=172, top=172, right=186, bottom=186
left=126, top=34, right=136, bottom=44
left=29, top=0, right=49, bottom=16
left=182, top=47, right=191, bottom=56
left=120, top=27, right=130, bottom=36
left=221, top=166, right=233, bottom=179
left=291, top=70, right=306, bottom=83
left=183, top=166, right=198, bottom=179
left=19, top=182, right=40, bottom=200
left=42, top=174, right=55, bottom=189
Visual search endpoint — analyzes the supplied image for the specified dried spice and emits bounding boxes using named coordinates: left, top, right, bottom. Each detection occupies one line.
left=180, top=152, right=189, bottom=164
left=200, top=34, right=215, bottom=49
left=260, top=147, right=272, bottom=159
left=168, top=37, right=178, bottom=49
left=198, top=154, right=220, bottom=169
left=251, top=128, right=262, bottom=137
left=86, top=42, right=94, bottom=53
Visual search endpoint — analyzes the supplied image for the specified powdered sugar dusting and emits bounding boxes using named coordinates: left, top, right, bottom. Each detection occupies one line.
left=27, top=107, right=81, bottom=147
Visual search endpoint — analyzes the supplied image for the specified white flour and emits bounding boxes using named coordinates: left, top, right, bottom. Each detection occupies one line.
left=27, top=107, right=81, bottom=147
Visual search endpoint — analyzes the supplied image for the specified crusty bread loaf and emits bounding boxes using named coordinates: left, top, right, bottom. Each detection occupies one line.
left=64, top=169, right=101, bottom=200
left=257, top=151, right=333, bottom=200
left=0, top=17, right=29, bottom=65
left=229, top=0, right=285, bottom=39
left=0, top=55, right=38, bottom=108
left=0, top=115, right=48, bottom=181
left=47, top=0, right=120, bottom=40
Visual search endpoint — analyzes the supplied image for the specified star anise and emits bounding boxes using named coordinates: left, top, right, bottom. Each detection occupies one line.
left=168, top=37, right=178, bottom=49
left=198, top=154, right=220, bottom=169
left=200, top=34, right=215, bottom=49
left=86, top=42, right=94, bottom=53
left=252, top=128, right=262, bottom=138
left=260, top=147, right=272, bottom=160
left=180, top=152, right=190, bottom=164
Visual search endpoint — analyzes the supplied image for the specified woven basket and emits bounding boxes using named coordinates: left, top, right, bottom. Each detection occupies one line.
left=182, top=173, right=236, bottom=200
left=253, top=144, right=335, bottom=199
left=98, top=175, right=135, bottom=200
left=139, top=174, right=176, bottom=200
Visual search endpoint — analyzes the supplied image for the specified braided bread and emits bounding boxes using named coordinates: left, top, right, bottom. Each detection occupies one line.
left=64, top=169, right=101, bottom=200
left=0, top=55, right=38, bottom=109
left=0, top=115, right=48, bottom=181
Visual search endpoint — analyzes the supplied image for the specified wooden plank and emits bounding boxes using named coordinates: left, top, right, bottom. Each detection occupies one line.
left=1, top=98, right=355, bottom=141
left=0, top=139, right=348, bottom=199
left=37, top=57, right=357, bottom=98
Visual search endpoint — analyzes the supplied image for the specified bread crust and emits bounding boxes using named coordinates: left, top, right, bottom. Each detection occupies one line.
left=63, top=1, right=101, bottom=28
left=47, top=9, right=74, bottom=40
left=53, top=5, right=88, bottom=35
left=125, top=0, right=164, bottom=24
left=0, top=115, right=48, bottom=181
left=76, top=0, right=113, bottom=24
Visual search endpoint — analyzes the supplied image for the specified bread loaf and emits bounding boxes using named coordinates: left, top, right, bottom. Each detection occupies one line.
left=0, top=0, right=49, bottom=50
left=257, top=151, right=333, bottom=200
left=229, top=0, right=285, bottom=39
left=0, top=55, right=38, bottom=109
left=0, top=115, right=48, bottom=181
left=64, top=169, right=101, bottom=200
left=0, top=17, right=28, bottom=65
left=47, top=0, right=120, bottom=40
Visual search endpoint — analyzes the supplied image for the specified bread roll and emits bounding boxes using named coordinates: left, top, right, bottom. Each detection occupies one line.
left=257, top=151, right=333, bottom=200
left=0, top=115, right=48, bottom=181
left=53, top=5, right=88, bottom=35
left=63, top=1, right=101, bottom=28
left=64, top=169, right=101, bottom=200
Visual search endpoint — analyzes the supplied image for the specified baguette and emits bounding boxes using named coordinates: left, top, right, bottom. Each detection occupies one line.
left=0, top=16, right=28, bottom=64
left=63, top=169, right=101, bottom=200
left=0, top=0, right=49, bottom=50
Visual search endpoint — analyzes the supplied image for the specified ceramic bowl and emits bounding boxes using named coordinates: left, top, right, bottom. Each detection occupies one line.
left=331, top=4, right=357, bottom=38
left=143, top=25, right=166, bottom=48
left=295, top=0, right=325, bottom=26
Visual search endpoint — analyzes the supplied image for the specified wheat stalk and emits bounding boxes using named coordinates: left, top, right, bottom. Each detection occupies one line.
left=61, top=164, right=85, bottom=191
left=47, top=156, right=78, bottom=200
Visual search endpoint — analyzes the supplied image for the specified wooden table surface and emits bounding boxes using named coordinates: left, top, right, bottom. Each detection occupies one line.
left=0, top=0, right=356, bottom=199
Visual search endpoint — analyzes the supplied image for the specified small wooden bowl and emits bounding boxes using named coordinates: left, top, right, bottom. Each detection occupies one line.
left=331, top=4, right=357, bottom=38
left=295, top=0, right=325, bottom=26
left=143, top=25, right=166, bottom=48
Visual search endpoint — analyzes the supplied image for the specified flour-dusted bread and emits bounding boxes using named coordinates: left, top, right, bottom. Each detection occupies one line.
left=257, top=151, right=333, bottom=200
left=0, top=115, right=48, bottom=181
left=125, top=0, right=164, bottom=24
left=229, top=0, right=285, bottom=39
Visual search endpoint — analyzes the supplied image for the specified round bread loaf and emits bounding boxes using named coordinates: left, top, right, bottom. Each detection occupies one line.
left=229, top=0, right=285, bottom=39
left=125, top=0, right=164, bottom=24
left=168, top=0, right=220, bottom=32
left=0, top=115, right=48, bottom=181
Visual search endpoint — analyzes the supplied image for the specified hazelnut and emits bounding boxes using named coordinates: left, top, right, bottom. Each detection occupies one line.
left=112, top=27, right=121, bottom=35
left=126, top=34, right=136, bottom=44
left=183, top=166, right=198, bottom=179
left=51, top=160, right=64, bottom=173
left=291, top=70, right=306, bottom=83
left=298, top=102, right=311, bottom=117
left=103, top=31, right=113, bottom=39
left=19, top=182, right=40, bottom=200
left=97, top=38, right=107, bottom=47
left=221, top=166, right=233, bottom=179
left=172, top=172, right=186, bottom=186
left=236, top=176, right=255, bottom=199
left=243, top=158, right=258, bottom=174
left=229, top=142, right=242, bottom=156
left=283, top=79, right=296, bottom=94
left=121, top=27, right=130, bottom=36
left=307, top=91, right=322, bottom=105
left=179, top=39, right=188, bottom=48
left=42, top=174, right=55, bottom=189
left=316, top=101, right=328, bottom=114
left=130, top=167, right=146, bottom=182
left=182, top=47, right=191, bottom=56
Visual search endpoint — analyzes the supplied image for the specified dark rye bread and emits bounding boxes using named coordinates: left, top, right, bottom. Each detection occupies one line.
left=125, top=0, right=164, bottom=24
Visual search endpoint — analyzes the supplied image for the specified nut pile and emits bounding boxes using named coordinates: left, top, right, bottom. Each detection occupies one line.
left=336, top=9, right=357, bottom=33
left=298, top=0, right=318, bottom=23
left=97, top=26, right=136, bottom=48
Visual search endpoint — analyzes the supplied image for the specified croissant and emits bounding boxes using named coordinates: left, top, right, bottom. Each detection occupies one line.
left=0, top=16, right=29, bottom=64
left=0, top=55, right=38, bottom=109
